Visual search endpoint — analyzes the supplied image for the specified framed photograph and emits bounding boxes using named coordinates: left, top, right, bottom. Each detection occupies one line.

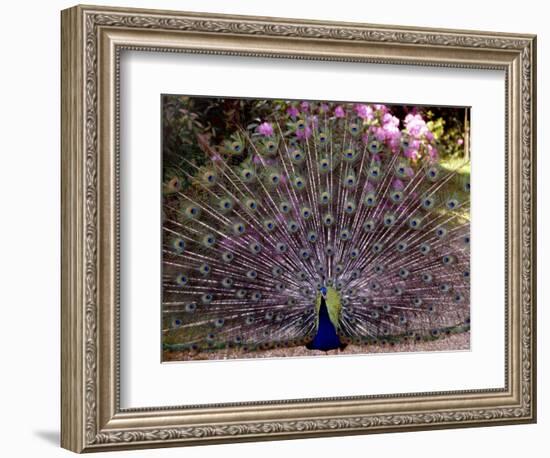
left=61, top=4, right=537, bottom=453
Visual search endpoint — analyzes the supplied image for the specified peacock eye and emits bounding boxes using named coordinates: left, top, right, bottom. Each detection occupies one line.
left=392, top=192, right=403, bottom=202
left=176, top=273, right=188, bottom=286
left=344, top=175, right=357, bottom=187
left=345, top=201, right=356, bottom=213
left=442, top=255, right=455, bottom=265
left=288, top=221, right=299, bottom=232
left=221, top=277, right=233, bottom=288
left=264, top=219, right=275, bottom=231
left=233, top=223, right=245, bottom=235
left=323, top=214, right=334, bottom=226
left=384, top=214, right=396, bottom=226
left=221, top=251, right=234, bottom=263
left=369, top=166, right=381, bottom=179
left=409, top=217, right=422, bottom=229
left=203, top=234, right=216, bottom=247
left=427, top=166, right=439, bottom=180
left=250, top=242, right=262, bottom=254
left=173, top=238, right=186, bottom=253
left=396, top=241, right=407, bottom=252
left=320, top=191, right=331, bottom=204
left=280, top=202, right=289, bottom=212
left=447, top=199, right=458, bottom=210
left=368, top=140, right=382, bottom=153
left=249, top=270, right=259, bottom=279
left=436, top=227, right=447, bottom=238
left=293, top=177, right=305, bottom=189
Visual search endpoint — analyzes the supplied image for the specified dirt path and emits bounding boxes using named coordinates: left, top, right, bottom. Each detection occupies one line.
left=163, top=331, right=470, bottom=362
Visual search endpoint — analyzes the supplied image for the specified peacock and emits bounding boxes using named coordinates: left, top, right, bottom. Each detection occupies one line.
left=162, top=99, right=470, bottom=360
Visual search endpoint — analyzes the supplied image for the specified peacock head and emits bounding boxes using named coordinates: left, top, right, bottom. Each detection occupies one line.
left=320, top=286, right=328, bottom=298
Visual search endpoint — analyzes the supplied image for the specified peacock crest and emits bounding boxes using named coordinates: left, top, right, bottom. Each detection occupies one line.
left=162, top=98, right=470, bottom=360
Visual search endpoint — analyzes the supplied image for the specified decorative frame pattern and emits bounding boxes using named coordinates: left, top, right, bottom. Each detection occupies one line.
left=61, top=4, right=536, bottom=453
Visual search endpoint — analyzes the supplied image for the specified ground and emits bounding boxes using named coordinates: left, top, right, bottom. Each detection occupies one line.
left=163, top=331, right=470, bottom=362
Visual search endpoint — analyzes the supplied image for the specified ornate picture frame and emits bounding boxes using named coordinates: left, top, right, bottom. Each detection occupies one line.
left=61, top=4, right=536, bottom=452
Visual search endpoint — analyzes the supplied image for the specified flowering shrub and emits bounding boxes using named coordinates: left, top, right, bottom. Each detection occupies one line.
left=254, top=100, right=451, bottom=164
left=162, top=95, right=468, bottom=185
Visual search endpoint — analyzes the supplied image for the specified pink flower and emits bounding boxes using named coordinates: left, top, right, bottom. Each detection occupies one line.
left=404, top=113, right=429, bottom=138
left=296, top=125, right=312, bottom=140
left=287, top=106, right=300, bottom=118
left=373, top=104, right=389, bottom=114
left=457, top=138, right=464, bottom=145
left=425, top=131, right=434, bottom=141
left=374, top=127, right=386, bottom=142
left=392, top=178, right=405, bottom=190
left=320, top=103, right=330, bottom=113
left=258, top=122, right=274, bottom=137
left=365, top=181, right=376, bottom=192
left=300, top=101, right=310, bottom=112
left=355, top=104, right=374, bottom=121
left=334, top=106, right=345, bottom=118
left=427, top=145, right=439, bottom=160
left=404, top=149, right=420, bottom=160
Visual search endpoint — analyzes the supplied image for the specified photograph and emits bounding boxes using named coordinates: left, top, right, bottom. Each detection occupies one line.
left=161, top=96, right=471, bottom=362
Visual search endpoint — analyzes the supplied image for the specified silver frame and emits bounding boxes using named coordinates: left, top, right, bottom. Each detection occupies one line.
left=61, top=4, right=536, bottom=452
